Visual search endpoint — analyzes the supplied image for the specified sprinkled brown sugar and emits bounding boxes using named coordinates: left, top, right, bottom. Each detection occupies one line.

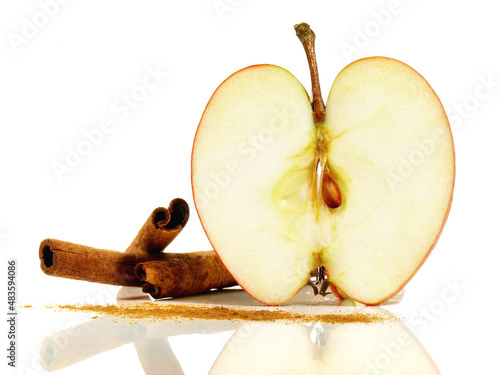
left=35, top=303, right=398, bottom=324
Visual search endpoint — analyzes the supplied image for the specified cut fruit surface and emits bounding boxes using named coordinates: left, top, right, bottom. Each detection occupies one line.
left=192, top=54, right=454, bottom=305
left=192, top=65, right=321, bottom=304
left=322, top=57, right=454, bottom=304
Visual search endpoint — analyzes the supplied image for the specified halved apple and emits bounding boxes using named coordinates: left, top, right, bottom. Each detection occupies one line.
left=191, top=23, right=454, bottom=305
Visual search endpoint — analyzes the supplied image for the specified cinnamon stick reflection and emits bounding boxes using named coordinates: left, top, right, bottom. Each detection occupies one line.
left=39, top=287, right=237, bottom=373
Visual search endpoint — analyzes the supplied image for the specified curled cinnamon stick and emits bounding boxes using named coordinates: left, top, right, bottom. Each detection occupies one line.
left=126, top=199, right=189, bottom=255
left=40, top=199, right=190, bottom=286
left=39, top=199, right=237, bottom=297
left=135, top=252, right=237, bottom=299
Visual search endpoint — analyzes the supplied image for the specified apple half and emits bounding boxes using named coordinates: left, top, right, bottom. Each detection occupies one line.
left=191, top=23, right=454, bottom=305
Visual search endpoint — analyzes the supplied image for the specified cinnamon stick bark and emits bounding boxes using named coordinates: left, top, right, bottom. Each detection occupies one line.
left=40, top=199, right=191, bottom=286
left=40, top=199, right=237, bottom=294
left=136, top=253, right=237, bottom=299
left=40, top=239, right=142, bottom=286
left=39, top=238, right=196, bottom=286
left=126, top=198, right=189, bottom=255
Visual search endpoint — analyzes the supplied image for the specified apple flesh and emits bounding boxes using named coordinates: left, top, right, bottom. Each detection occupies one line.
left=192, top=29, right=454, bottom=306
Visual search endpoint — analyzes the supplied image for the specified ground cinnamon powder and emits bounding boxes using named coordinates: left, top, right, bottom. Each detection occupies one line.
left=32, top=303, right=398, bottom=324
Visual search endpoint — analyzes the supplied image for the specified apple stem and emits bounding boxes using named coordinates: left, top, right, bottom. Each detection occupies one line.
left=294, top=23, right=326, bottom=123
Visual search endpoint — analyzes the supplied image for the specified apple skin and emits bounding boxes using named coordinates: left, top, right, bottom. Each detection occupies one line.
left=329, top=284, right=344, bottom=299
left=191, top=57, right=455, bottom=306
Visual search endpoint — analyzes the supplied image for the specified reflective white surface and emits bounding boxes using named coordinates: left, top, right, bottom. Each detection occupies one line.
left=14, top=276, right=499, bottom=374
left=24, top=287, right=436, bottom=375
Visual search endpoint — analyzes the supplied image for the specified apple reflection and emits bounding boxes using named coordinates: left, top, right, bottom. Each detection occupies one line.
left=210, top=319, right=440, bottom=375
left=39, top=288, right=439, bottom=374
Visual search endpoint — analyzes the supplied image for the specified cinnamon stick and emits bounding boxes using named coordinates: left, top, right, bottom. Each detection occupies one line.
left=135, top=253, right=237, bottom=299
left=125, top=198, right=189, bottom=255
left=40, top=199, right=237, bottom=295
left=40, top=238, right=235, bottom=291
left=40, top=239, right=142, bottom=286
left=39, top=199, right=191, bottom=286
left=39, top=238, right=194, bottom=286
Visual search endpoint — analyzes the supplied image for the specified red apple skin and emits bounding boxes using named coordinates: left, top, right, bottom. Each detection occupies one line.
left=192, top=58, right=455, bottom=306
left=329, top=284, right=344, bottom=299
left=328, top=57, right=456, bottom=306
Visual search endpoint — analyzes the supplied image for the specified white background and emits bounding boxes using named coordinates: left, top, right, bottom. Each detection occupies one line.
left=1, top=0, right=499, bottom=373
